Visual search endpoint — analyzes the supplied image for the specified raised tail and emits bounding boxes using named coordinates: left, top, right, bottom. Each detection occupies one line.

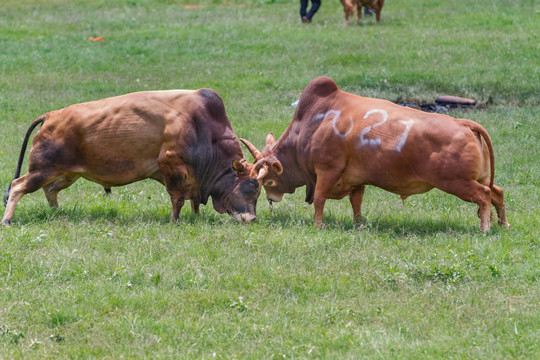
left=4, top=116, right=46, bottom=206
left=455, top=118, right=495, bottom=189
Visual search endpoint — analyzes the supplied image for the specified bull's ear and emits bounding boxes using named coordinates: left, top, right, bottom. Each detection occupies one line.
left=265, top=132, right=276, bottom=146
left=271, top=160, right=283, bottom=175
left=232, top=159, right=246, bottom=173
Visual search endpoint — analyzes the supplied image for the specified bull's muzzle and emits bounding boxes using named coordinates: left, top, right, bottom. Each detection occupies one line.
left=232, top=212, right=258, bottom=224
left=266, top=193, right=283, bottom=202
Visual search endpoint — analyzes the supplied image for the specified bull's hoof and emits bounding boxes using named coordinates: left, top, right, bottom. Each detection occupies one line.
left=2, top=219, right=11, bottom=226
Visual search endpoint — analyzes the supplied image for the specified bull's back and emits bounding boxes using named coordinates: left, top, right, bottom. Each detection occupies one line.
left=30, top=90, right=200, bottom=185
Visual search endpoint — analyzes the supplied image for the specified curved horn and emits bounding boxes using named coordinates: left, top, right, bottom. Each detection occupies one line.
left=239, top=138, right=263, bottom=162
left=257, top=166, right=269, bottom=180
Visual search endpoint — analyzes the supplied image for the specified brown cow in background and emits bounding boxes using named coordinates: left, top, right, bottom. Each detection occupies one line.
left=340, top=0, right=385, bottom=25
left=3, top=88, right=262, bottom=225
left=241, top=77, right=509, bottom=232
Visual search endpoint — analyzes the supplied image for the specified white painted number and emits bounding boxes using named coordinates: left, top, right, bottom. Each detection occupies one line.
left=360, top=109, right=388, bottom=147
left=316, top=110, right=354, bottom=138
left=395, top=120, right=413, bottom=152
left=317, top=108, right=414, bottom=152
left=360, top=109, right=413, bottom=152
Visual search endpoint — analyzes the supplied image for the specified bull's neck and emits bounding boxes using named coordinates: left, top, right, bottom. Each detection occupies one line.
left=274, top=137, right=312, bottom=190
left=198, top=152, right=236, bottom=201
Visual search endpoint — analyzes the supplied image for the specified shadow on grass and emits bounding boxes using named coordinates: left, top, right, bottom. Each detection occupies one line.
left=8, top=202, right=501, bottom=236
left=261, top=210, right=493, bottom=236
left=9, top=203, right=225, bottom=226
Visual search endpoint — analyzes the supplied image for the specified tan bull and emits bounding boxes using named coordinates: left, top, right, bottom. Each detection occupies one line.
left=3, top=88, right=263, bottom=225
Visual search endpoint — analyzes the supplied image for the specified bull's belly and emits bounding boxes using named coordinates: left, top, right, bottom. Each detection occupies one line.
left=372, top=181, right=434, bottom=197
left=339, top=172, right=434, bottom=198
left=78, top=160, right=162, bottom=187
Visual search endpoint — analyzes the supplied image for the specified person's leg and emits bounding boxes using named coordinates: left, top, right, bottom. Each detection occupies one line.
left=307, top=0, right=321, bottom=20
left=300, top=0, right=309, bottom=19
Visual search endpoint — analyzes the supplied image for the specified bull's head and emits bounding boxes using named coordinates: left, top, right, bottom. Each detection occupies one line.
left=240, top=133, right=287, bottom=203
left=215, top=158, right=265, bottom=224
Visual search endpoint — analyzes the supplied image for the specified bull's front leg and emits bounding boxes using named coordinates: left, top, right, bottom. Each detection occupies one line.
left=312, top=170, right=344, bottom=228
left=190, top=199, right=200, bottom=214
left=349, top=185, right=365, bottom=223
left=162, top=174, right=186, bottom=222
left=313, top=196, right=327, bottom=228
left=169, top=193, right=185, bottom=222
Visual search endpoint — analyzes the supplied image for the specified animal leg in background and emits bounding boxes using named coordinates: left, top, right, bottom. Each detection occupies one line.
left=340, top=0, right=356, bottom=24
left=355, top=1, right=363, bottom=24
left=375, top=0, right=385, bottom=22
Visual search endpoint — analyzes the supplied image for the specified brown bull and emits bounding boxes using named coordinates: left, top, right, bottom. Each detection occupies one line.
left=241, top=77, right=509, bottom=232
left=3, top=88, right=263, bottom=225
left=340, top=0, right=385, bottom=24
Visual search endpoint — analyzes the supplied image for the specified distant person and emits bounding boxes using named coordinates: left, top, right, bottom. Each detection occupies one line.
left=300, top=0, right=321, bottom=23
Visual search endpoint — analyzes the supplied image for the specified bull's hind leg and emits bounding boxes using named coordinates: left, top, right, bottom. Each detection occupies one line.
left=340, top=0, right=354, bottom=25
left=438, top=179, right=492, bottom=232
left=2, top=170, right=59, bottom=225
left=355, top=2, right=363, bottom=24
left=376, top=0, right=385, bottom=22
left=490, top=184, right=510, bottom=228
left=43, top=175, right=80, bottom=207
left=479, top=179, right=510, bottom=229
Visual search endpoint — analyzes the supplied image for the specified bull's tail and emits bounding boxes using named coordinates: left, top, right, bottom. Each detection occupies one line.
left=455, top=118, right=495, bottom=189
left=3, top=116, right=46, bottom=206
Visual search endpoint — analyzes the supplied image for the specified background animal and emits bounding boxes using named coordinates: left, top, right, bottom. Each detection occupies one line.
left=3, top=89, right=263, bottom=225
left=241, top=77, right=509, bottom=232
left=340, top=0, right=385, bottom=24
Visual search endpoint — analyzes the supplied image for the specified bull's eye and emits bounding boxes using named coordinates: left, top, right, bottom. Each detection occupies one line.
left=240, top=179, right=259, bottom=196
left=264, top=180, right=276, bottom=187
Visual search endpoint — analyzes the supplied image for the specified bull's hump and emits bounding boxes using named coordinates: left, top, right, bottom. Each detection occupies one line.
left=304, top=77, right=339, bottom=98
left=294, top=77, right=340, bottom=123
left=145, top=89, right=195, bottom=96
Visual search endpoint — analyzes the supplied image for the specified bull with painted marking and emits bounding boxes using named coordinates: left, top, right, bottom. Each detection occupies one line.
left=241, top=77, right=509, bottom=232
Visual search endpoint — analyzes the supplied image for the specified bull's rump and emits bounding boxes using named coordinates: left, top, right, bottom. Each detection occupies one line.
left=28, top=90, right=197, bottom=186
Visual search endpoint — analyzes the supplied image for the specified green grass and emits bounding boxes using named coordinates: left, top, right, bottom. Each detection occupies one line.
left=1, top=0, right=539, bottom=358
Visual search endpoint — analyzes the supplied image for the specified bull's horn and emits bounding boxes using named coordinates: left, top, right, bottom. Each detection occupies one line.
left=257, top=165, right=269, bottom=180
left=240, top=138, right=263, bottom=162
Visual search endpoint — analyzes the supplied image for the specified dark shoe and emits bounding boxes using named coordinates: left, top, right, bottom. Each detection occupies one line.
left=364, top=8, right=375, bottom=16
left=302, top=16, right=311, bottom=23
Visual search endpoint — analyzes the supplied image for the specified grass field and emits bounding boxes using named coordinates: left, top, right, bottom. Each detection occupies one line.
left=1, top=0, right=539, bottom=358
